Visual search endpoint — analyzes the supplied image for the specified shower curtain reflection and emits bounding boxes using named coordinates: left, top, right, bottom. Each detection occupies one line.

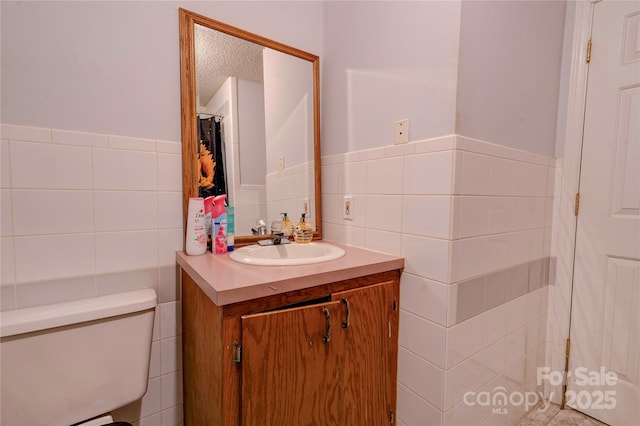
left=197, top=115, right=228, bottom=202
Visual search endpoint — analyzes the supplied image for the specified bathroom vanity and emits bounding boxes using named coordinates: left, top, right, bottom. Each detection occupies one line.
left=176, top=242, right=404, bottom=426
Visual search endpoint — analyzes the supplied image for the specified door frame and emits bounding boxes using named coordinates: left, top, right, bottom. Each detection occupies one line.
left=548, top=0, right=595, bottom=407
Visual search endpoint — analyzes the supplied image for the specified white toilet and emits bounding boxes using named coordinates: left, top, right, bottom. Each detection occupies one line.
left=0, top=288, right=157, bottom=426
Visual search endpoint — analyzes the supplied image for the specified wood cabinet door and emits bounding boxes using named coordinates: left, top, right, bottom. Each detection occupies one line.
left=240, top=280, right=399, bottom=426
left=331, top=280, right=399, bottom=425
left=241, top=299, right=346, bottom=426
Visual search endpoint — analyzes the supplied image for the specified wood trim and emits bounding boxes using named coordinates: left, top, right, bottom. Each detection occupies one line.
left=312, top=56, right=322, bottom=240
left=178, top=8, right=323, bottom=246
left=182, top=271, right=224, bottom=425
left=179, top=9, right=198, bottom=249
left=221, top=317, right=242, bottom=426
left=221, top=270, right=400, bottom=317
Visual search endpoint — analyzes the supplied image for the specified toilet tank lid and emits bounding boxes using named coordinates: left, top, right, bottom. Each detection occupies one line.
left=0, top=289, right=157, bottom=338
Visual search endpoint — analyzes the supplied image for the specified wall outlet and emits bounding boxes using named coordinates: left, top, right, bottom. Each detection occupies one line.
left=394, top=119, right=409, bottom=144
left=278, top=156, right=285, bottom=171
left=302, top=198, right=310, bottom=216
left=343, top=196, right=354, bottom=220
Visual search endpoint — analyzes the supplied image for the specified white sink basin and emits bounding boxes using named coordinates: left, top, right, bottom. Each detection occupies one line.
left=229, top=242, right=345, bottom=266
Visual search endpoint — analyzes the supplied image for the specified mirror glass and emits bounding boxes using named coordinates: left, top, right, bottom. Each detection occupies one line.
left=179, top=9, right=322, bottom=246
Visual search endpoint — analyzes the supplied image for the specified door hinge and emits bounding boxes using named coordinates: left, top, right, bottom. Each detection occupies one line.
left=586, top=39, right=592, bottom=63
left=575, top=193, right=580, bottom=216
left=232, top=341, right=242, bottom=364
left=389, top=409, right=395, bottom=424
left=392, top=299, right=398, bottom=312
left=561, top=338, right=571, bottom=408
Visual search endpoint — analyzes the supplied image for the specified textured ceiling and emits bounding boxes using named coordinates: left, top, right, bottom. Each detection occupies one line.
left=195, top=24, right=264, bottom=108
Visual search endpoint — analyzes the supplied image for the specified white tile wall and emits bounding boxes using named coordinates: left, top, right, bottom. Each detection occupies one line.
left=266, top=161, right=315, bottom=228
left=0, top=123, right=183, bottom=426
left=94, top=191, right=158, bottom=231
left=322, top=134, right=555, bottom=425
left=10, top=142, right=93, bottom=189
left=13, top=189, right=94, bottom=235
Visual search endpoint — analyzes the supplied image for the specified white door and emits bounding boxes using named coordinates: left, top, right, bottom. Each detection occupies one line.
left=568, top=1, right=640, bottom=425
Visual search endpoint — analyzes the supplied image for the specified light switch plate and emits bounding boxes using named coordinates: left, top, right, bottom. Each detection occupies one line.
left=394, top=119, right=409, bottom=144
left=343, top=196, right=354, bottom=220
left=302, top=197, right=310, bottom=216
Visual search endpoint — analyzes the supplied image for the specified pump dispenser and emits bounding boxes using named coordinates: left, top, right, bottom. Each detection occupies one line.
left=281, top=212, right=293, bottom=237
left=294, top=213, right=313, bottom=244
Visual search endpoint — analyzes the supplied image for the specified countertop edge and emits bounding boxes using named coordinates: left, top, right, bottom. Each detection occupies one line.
left=176, top=243, right=404, bottom=306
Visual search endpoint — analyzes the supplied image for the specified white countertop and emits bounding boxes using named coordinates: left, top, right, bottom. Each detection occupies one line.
left=176, top=241, right=404, bottom=306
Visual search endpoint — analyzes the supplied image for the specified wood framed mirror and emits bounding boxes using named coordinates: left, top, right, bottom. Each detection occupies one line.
left=179, top=8, right=322, bottom=248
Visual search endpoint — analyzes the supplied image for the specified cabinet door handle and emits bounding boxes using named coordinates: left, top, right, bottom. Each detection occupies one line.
left=321, top=307, right=331, bottom=343
left=341, top=298, right=350, bottom=329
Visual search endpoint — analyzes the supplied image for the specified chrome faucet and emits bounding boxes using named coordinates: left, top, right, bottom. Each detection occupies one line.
left=257, top=232, right=291, bottom=246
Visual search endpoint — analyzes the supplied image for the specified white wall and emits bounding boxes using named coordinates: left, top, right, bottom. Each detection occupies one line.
left=263, top=48, right=314, bottom=173
left=0, top=0, right=323, bottom=142
left=321, top=0, right=566, bottom=158
left=237, top=79, right=266, bottom=186
left=455, top=1, right=567, bottom=157
left=321, top=1, right=462, bottom=155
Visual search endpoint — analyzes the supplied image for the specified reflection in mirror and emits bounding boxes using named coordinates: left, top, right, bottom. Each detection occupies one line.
left=194, top=24, right=315, bottom=236
left=180, top=8, right=322, bottom=247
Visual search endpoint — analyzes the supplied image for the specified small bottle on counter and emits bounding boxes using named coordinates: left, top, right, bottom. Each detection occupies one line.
left=281, top=212, right=293, bottom=238
left=185, top=197, right=207, bottom=255
left=294, top=213, right=313, bottom=244
left=226, top=206, right=235, bottom=252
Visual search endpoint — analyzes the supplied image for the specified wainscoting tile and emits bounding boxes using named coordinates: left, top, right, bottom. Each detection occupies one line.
left=484, top=270, right=508, bottom=310
left=1, top=237, right=15, bottom=285
left=459, top=152, right=492, bottom=195
left=402, top=234, right=450, bottom=283
left=321, top=164, right=339, bottom=194
left=456, top=276, right=485, bottom=323
left=14, top=234, right=95, bottom=283
left=156, top=140, right=181, bottom=155
left=337, top=161, right=367, bottom=194
left=1, top=189, right=13, bottom=236
left=10, top=142, right=92, bottom=190
left=95, top=230, right=158, bottom=274
left=398, top=347, right=445, bottom=409
left=158, top=192, right=183, bottom=229
left=1, top=124, right=50, bottom=143
left=452, top=196, right=490, bottom=239
left=13, top=189, right=94, bottom=235
left=93, top=148, right=157, bottom=191
left=158, top=153, right=182, bottom=192
left=15, top=275, right=95, bottom=308
left=397, top=383, right=443, bottom=426
left=109, top=135, right=156, bottom=152
left=159, top=264, right=180, bottom=303
left=403, top=151, right=454, bottom=195
left=364, top=228, right=402, bottom=257
left=400, top=272, right=448, bottom=326
left=365, top=195, right=402, bottom=232
left=52, top=129, right=108, bottom=147
left=1, top=284, right=16, bottom=311
left=402, top=195, right=451, bottom=239
left=1, top=141, right=12, bottom=188
left=94, top=191, right=158, bottom=231
left=399, top=310, right=446, bottom=368
left=366, top=156, right=403, bottom=194
left=96, top=267, right=159, bottom=296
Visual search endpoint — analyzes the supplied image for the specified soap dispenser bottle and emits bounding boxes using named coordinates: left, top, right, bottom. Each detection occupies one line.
left=294, top=213, right=313, bottom=244
left=281, top=212, right=293, bottom=238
